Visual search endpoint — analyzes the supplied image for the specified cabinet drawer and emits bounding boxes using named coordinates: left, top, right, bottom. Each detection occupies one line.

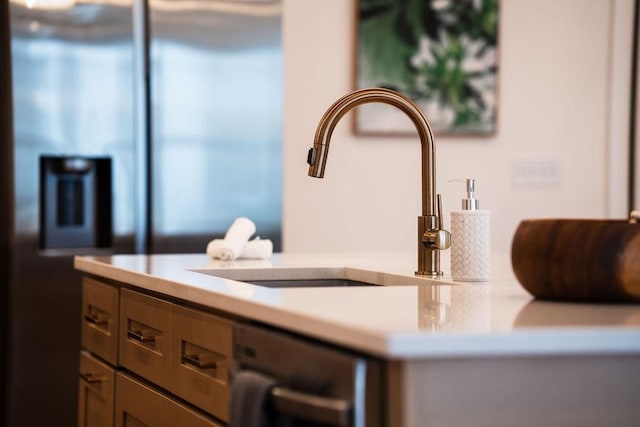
left=170, top=305, right=233, bottom=422
left=115, top=373, right=221, bottom=427
left=119, top=289, right=172, bottom=389
left=78, top=350, right=115, bottom=427
left=82, top=278, right=119, bottom=365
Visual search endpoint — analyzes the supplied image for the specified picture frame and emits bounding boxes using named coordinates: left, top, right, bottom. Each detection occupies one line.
left=354, top=0, right=499, bottom=136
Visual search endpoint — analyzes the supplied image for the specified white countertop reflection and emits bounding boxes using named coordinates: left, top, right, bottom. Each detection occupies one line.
left=75, top=252, right=640, bottom=359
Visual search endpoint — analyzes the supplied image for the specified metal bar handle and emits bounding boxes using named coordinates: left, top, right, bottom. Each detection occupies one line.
left=182, top=353, right=217, bottom=370
left=437, top=193, right=444, bottom=229
left=271, top=386, right=352, bottom=427
left=84, top=314, right=108, bottom=326
left=80, top=372, right=103, bottom=384
left=127, top=329, right=156, bottom=343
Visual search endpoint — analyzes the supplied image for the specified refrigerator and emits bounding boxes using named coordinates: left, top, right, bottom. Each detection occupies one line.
left=3, top=0, right=282, bottom=425
left=634, top=0, right=640, bottom=212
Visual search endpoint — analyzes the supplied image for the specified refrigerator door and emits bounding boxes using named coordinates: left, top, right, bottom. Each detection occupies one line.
left=1, top=0, right=13, bottom=423
left=635, top=13, right=640, bottom=212
left=8, top=0, right=135, bottom=425
left=148, top=0, right=283, bottom=252
left=11, top=1, right=136, bottom=242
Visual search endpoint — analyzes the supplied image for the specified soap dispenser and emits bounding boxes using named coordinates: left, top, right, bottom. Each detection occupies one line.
left=450, top=178, right=490, bottom=282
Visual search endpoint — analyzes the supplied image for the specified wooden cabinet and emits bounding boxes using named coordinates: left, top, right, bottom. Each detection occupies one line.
left=119, top=289, right=172, bottom=390
left=78, top=351, right=115, bottom=427
left=79, top=278, right=232, bottom=426
left=81, top=278, right=119, bottom=365
left=115, top=373, right=221, bottom=427
left=170, top=305, right=232, bottom=421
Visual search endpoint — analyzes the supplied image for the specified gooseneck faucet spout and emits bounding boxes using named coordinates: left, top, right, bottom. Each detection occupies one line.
left=306, top=88, right=451, bottom=276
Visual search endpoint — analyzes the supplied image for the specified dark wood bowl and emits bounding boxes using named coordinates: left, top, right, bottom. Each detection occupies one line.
left=511, top=219, right=640, bottom=303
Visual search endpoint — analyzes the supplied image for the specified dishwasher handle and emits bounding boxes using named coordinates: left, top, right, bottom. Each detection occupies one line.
left=271, top=386, right=352, bottom=427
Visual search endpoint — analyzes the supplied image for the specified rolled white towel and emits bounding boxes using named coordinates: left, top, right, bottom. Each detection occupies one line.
left=207, top=237, right=273, bottom=260
left=219, top=217, right=256, bottom=261
left=238, top=238, right=273, bottom=259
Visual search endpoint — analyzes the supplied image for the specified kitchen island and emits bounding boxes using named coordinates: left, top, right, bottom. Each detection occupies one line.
left=75, top=252, right=640, bottom=426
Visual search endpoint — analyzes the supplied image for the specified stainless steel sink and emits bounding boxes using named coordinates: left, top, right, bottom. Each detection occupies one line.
left=191, top=266, right=436, bottom=288
left=243, top=278, right=377, bottom=288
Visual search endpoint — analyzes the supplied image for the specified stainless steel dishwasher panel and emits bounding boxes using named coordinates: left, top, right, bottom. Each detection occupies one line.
left=233, top=323, right=382, bottom=427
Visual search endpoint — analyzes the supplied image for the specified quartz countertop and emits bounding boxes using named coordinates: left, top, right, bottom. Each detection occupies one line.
left=74, top=252, right=640, bottom=359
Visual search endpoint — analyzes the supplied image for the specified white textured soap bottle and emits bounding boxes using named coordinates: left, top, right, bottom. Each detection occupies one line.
left=450, top=179, right=490, bottom=282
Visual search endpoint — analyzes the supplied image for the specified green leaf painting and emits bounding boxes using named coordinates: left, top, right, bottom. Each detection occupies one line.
left=356, top=0, right=499, bottom=135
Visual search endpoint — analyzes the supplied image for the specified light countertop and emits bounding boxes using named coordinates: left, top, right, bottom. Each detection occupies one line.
left=74, top=252, right=640, bottom=359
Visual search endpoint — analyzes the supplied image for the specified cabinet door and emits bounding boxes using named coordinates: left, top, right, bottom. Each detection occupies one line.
left=119, top=289, right=172, bottom=389
left=115, top=373, right=221, bottom=427
left=170, top=305, right=233, bottom=422
left=78, top=351, right=115, bottom=427
left=82, top=278, right=119, bottom=365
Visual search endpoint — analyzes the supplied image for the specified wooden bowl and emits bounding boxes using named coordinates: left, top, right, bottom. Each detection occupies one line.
left=511, top=219, right=640, bottom=303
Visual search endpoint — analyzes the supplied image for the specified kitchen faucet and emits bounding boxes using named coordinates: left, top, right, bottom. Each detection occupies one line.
left=306, top=87, right=451, bottom=276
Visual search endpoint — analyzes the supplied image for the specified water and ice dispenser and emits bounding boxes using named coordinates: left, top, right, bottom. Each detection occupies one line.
left=39, top=155, right=112, bottom=250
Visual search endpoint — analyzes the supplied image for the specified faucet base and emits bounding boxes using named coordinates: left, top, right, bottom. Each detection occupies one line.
left=415, top=270, right=444, bottom=277
left=416, top=215, right=448, bottom=277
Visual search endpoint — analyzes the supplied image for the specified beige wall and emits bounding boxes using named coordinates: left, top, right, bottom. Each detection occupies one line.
left=283, top=0, right=631, bottom=255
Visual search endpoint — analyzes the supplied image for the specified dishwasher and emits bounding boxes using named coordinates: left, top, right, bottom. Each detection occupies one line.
left=231, top=323, right=383, bottom=427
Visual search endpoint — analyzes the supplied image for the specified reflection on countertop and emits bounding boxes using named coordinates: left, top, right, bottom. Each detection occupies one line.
left=515, top=299, right=640, bottom=328
left=418, top=283, right=491, bottom=333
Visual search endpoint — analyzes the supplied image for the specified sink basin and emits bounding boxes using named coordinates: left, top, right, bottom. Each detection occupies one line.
left=243, top=278, right=376, bottom=288
left=191, top=266, right=436, bottom=288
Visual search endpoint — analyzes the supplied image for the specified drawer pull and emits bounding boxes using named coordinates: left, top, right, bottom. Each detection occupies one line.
left=183, top=353, right=218, bottom=370
left=80, top=372, right=103, bottom=384
left=127, top=329, right=156, bottom=343
left=84, top=313, right=108, bottom=326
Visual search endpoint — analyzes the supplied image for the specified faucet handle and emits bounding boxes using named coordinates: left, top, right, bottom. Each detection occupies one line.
left=421, top=194, right=451, bottom=250
left=437, top=194, right=445, bottom=230
left=425, top=229, right=451, bottom=250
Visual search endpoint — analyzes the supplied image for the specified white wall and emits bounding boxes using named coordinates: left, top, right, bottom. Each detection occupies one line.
left=283, top=0, right=630, bottom=255
left=608, top=0, right=635, bottom=217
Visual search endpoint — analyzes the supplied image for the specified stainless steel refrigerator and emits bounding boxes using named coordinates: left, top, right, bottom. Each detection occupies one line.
left=634, top=0, right=640, bottom=212
left=3, top=0, right=282, bottom=425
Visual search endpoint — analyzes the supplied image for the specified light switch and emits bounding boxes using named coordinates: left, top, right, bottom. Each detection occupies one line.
left=512, top=158, right=562, bottom=189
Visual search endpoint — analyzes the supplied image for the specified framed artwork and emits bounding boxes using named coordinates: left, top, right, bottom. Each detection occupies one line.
left=355, top=0, right=499, bottom=135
